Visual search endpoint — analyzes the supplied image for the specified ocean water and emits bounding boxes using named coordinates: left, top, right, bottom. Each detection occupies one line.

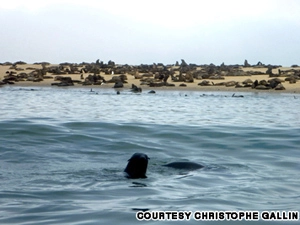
left=0, top=86, right=299, bottom=224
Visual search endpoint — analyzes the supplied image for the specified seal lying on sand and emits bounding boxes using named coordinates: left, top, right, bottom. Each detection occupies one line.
left=124, top=153, right=204, bottom=179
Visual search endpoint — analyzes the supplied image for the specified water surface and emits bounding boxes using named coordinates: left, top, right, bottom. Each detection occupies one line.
left=0, top=86, right=299, bottom=224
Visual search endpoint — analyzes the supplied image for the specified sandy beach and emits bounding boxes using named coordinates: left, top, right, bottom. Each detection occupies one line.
left=1, top=62, right=300, bottom=93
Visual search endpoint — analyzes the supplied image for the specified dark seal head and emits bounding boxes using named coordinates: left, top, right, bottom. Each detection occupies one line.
left=124, top=153, right=149, bottom=179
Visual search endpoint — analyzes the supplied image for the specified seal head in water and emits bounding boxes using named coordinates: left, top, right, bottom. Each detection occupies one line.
left=124, top=153, right=149, bottom=179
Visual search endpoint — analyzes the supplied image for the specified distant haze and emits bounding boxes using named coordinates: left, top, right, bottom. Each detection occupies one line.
left=1, top=0, right=299, bottom=66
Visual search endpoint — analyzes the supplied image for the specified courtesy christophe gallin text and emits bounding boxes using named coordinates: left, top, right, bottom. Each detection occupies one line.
left=136, top=211, right=299, bottom=221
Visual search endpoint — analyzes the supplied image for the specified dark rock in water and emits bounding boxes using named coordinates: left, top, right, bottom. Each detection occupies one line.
left=148, top=90, right=156, bottom=94
left=116, top=91, right=120, bottom=95
left=113, top=81, right=124, bottom=88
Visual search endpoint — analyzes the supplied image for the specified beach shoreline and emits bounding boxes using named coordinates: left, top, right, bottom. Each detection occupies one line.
left=1, top=62, right=300, bottom=94
left=4, top=82, right=300, bottom=95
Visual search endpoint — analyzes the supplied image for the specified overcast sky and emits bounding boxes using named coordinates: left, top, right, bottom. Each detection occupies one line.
left=0, top=0, right=299, bottom=66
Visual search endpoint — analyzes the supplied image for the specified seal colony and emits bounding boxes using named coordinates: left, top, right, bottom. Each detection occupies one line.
left=124, top=153, right=204, bottom=179
left=0, top=59, right=300, bottom=93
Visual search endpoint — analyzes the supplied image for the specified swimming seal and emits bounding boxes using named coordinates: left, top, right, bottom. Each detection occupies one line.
left=163, top=162, right=204, bottom=170
left=124, top=153, right=149, bottom=179
left=124, top=153, right=203, bottom=179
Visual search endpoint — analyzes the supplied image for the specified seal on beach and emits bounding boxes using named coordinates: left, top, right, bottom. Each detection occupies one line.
left=124, top=153, right=203, bottom=179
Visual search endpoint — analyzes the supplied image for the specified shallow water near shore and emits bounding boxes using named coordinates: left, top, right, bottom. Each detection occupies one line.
left=0, top=86, right=299, bottom=224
